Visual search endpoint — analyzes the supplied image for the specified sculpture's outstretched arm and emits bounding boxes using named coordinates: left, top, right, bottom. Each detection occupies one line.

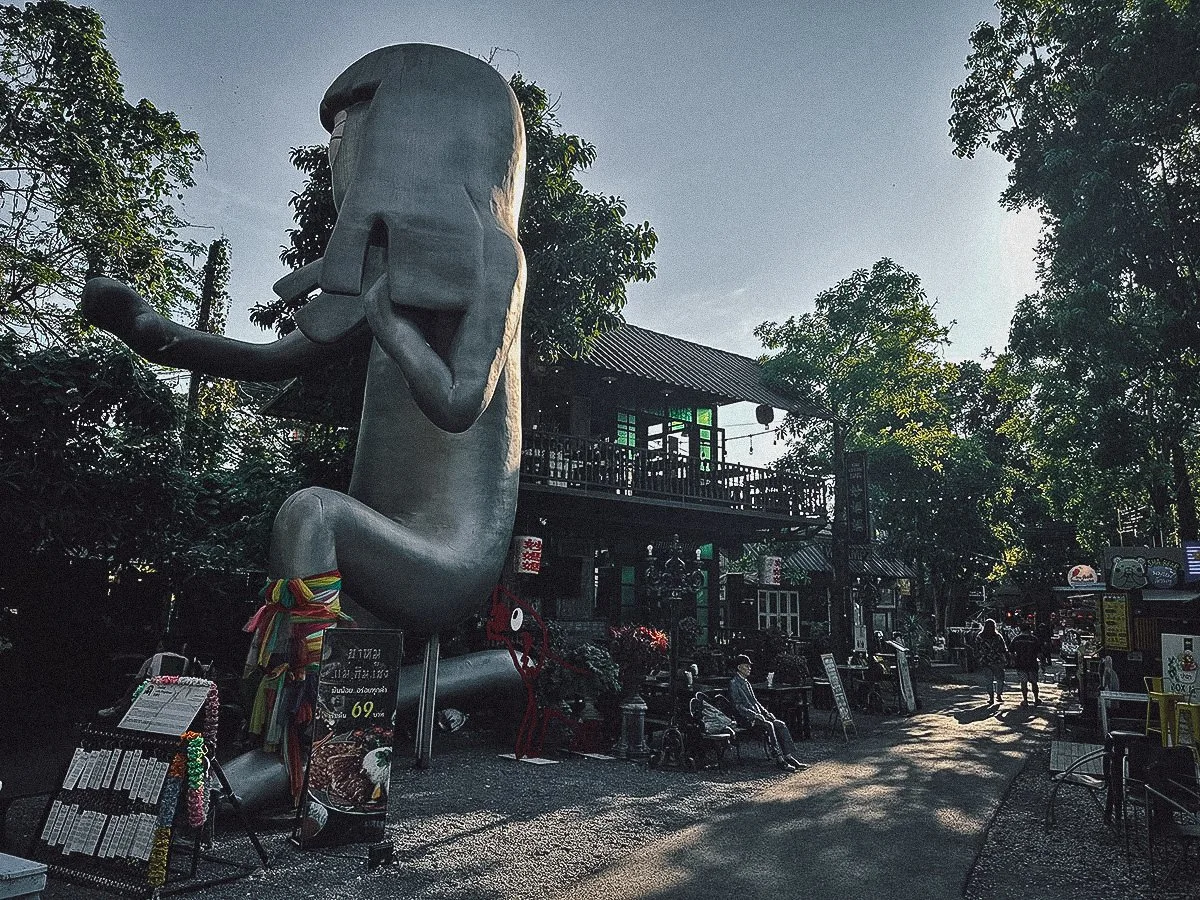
left=81, top=271, right=346, bottom=380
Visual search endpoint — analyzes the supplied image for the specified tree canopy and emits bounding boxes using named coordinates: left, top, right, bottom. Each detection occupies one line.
left=951, top=0, right=1200, bottom=546
left=0, top=0, right=203, bottom=348
left=756, top=259, right=1003, bottom=623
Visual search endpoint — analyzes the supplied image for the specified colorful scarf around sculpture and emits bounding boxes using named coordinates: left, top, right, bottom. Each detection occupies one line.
left=243, top=569, right=351, bottom=798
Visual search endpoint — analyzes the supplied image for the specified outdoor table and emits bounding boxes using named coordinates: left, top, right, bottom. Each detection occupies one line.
left=753, top=683, right=812, bottom=740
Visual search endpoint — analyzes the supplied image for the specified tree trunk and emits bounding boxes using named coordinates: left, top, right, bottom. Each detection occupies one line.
left=1172, top=441, right=1199, bottom=541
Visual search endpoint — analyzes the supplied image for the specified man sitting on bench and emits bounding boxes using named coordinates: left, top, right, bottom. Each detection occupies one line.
left=729, top=654, right=807, bottom=772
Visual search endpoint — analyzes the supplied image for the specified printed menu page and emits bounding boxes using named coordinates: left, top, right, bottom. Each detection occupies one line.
left=118, top=681, right=210, bottom=736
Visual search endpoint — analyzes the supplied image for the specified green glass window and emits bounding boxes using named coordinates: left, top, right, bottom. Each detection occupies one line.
left=616, top=410, right=636, bottom=447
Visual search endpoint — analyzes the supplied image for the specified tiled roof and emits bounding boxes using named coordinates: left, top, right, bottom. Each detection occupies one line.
left=582, top=324, right=829, bottom=419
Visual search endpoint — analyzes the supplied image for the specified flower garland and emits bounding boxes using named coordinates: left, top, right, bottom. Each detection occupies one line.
left=129, top=676, right=217, bottom=829
left=182, top=729, right=207, bottom=828
left=148, top=827, right=172, bottom=887
left=147, top=754, right=185, bottom=888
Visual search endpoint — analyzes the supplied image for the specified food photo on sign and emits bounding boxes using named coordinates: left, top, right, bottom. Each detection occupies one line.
left=1162, top=633, right=1199, bottom=702
left=296, top=630, right=403, bottom=849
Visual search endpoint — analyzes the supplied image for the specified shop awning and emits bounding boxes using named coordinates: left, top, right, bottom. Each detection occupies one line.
left=1140, top=589, right=1200, bottom=603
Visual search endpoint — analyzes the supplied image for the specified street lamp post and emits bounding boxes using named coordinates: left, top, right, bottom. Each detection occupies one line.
left=644, top=534, right=705, bottom=768
left=831, top=417, right=851, bottom=658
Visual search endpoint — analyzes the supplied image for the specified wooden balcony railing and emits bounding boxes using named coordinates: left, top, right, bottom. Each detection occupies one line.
left=520, top=430, right=828, bottom=520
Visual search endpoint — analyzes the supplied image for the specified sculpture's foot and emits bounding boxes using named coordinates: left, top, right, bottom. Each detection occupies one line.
left=220, top=749, right=292, bottom=817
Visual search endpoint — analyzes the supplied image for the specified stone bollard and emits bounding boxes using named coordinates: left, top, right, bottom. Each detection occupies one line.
left=614, top=694, right=649, bottom=759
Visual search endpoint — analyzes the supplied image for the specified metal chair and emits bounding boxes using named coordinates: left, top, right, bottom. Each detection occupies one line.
left=1138, top=746, right=1200, bottom=886
left=1145, top=676, right=1182, bottom=747
left=1045, top=739, right=1108, bottom=830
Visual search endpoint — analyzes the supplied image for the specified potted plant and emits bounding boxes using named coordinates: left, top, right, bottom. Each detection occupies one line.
left=608, top=625, right=669, bottom=697
left=537, top=642, right=622, bottom=713
left=774, top=651, right=811, bottom=686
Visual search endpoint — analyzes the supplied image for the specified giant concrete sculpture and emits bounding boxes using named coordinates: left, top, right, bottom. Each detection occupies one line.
left=83, top=44, right=527, bottom=809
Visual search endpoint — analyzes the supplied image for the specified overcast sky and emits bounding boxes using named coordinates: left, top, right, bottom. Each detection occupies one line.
left=91, top=0, right=1037, bottom=431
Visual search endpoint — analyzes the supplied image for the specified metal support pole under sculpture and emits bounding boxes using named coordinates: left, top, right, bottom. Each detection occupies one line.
left=415, top=634, right=441, bottom=769
left=81, top=43, right=528, bottom=811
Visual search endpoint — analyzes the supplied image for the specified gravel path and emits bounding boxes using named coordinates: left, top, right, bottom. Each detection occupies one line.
left=6, top=671, right=1197, bottom=899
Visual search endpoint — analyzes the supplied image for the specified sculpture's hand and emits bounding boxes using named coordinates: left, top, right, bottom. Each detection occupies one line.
left=81, top=277, right=173, bottom=356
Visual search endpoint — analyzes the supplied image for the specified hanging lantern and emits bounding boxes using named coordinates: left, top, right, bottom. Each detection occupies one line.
left=760, top=556, right=783, bottom=586
left=514, top=536, right=543, bottom=575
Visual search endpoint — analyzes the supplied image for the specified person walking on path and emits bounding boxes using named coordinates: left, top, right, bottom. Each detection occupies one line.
left=1035, top=620, right=1052, bottom=668
left=729, top=654, right=806, bottom=772
left=975, top=619, right=1009, bottom=705
left=1008, top=622, right=1041, bottom=706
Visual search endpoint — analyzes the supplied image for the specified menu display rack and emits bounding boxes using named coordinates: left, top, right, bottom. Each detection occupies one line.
left=31, top=726, right=184, bottom=898
left=32, top=678, right=267, bottom=898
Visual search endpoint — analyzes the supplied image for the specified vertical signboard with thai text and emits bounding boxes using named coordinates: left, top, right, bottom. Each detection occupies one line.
left=846, top=451, right=870, bottom=545
left=297, top=629, right=403, bottom=849
left=1101, top=592, right=1130, bottom=651
left=820, top=653, right=854, bottom=739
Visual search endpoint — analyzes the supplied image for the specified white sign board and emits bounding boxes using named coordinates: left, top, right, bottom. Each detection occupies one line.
left=118, top=681, right=210, bottom=737
left=887, top=640, right=917, bottom=714
left=820, top=653, right=854, bottom=738
left=1161, top=633, right=1199, bottom=703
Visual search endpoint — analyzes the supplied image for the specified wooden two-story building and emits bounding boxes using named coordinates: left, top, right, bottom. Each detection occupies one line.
left=513, top=324, right=829, bottom=641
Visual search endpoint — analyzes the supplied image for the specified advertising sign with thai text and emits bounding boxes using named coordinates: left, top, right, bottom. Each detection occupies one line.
left=887, top=641, right=917, bottom=714
left=296, top=629, right=403, bottom=849
left=820, top=653, right=854, bottom=735
left=1101, top=592, right=1130, bottom=651
left=846, top=451, right=870, bottom=546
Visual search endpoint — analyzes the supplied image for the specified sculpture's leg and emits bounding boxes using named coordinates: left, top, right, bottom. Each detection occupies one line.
left=226, top=650, right=526, bottom=815
left=268, top=487, right=505, bottom=634
left=228, top=488, right=514, bottom=812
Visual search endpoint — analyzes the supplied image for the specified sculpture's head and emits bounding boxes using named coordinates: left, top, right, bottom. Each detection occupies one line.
left=316, top=44, right=526, bottom=432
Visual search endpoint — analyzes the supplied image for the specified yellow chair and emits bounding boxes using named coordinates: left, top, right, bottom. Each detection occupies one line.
left=1145, top=677, right=1182, bottom=747
left=1177, top=701, right=1200, bottom=751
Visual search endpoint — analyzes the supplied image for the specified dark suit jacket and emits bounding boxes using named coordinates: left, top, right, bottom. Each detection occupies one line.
left=729, top=674, right=770, bottom=725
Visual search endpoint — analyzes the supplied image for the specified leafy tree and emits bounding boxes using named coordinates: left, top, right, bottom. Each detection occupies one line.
left=950, top=0, right=1200, bottom=543
left=755, top=259, right=956, bottom=468
left=0, top=333, right=188, bottom=564
left=756, top=259, right=1001, bottom=626
left=251, top=73, right=658, bottom=366
left=0, top=0, right=204, bottom=348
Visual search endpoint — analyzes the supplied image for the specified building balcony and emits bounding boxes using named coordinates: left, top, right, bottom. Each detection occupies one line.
left=520, top=430, right=828, bottom=523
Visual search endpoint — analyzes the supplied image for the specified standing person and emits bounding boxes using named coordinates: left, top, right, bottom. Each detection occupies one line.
left=1035, top=621, right=1052, bottom=668
left=729, top=654, right=807, bottom=772
left=975, top=619, right=1010, bottom=705
left=1009, top=622, right=1041, bottom=706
